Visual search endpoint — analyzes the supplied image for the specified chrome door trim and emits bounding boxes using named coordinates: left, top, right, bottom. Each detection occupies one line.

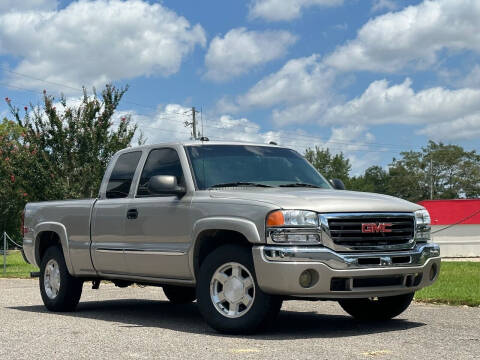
left=123, top=249, right=186, bottom=256
left=96, top=248, right=186, bottom=256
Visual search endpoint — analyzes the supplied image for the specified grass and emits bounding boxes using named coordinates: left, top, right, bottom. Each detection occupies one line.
left=415, top=262, right=480, bottom=307
left=1, top=251, right=479, bottom=307
left=0, top=250, right=38, bottom=278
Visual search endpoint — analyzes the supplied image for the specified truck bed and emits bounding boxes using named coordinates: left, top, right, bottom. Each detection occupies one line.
left=23, top=199, right=97, bottom=276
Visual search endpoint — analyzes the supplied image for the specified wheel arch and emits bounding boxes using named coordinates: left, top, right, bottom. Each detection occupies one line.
left=190, top=217, right=263, bottom=279
left=34, top=222, right=75, bottom=275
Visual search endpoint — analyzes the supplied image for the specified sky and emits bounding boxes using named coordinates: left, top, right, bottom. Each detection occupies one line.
left=1, top=0, right=480, bottom=174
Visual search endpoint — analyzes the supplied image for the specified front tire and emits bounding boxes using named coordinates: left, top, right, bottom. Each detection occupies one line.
left=196, top=244, right=282, bottom=334
left=338, top=292, right=415, bottom=321
left=40, top=246, right=83, bottom=312
left=163, top=285, right=196, bottom=304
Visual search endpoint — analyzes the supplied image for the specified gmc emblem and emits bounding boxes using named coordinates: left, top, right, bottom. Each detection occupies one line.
left=361, top=223, right=392, bottom=233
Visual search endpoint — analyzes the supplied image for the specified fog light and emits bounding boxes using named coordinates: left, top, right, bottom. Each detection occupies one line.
left=299, top=270, right=312, bottom=288
left=429, top=263, right=438, bottom=281
left=299, top=269, right=318, bottom=288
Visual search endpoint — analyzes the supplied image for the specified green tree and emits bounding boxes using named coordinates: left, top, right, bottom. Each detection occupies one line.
left=304, top=146, right=351, bottom=184
left=2, top=85, right=140, bottom=240
left=349, top=165, right=390, bottom=194
left=387, top=141, right=480, bottom=201
left=0, top=118, right=33, bottom=238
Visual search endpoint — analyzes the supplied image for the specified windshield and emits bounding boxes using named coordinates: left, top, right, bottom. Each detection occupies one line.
left=185, top=145, right=332, bottom=190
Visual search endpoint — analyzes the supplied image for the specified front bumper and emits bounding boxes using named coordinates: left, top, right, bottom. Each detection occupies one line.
left=252, top=243, right=440, bottom=298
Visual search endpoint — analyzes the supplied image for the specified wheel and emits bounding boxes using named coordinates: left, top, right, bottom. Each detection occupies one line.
left=196, top=244, right=282, bottom=334
left=163, top=285, right=196, bottom=304
left=338, top=292, right=415, bottom=321
left=39, top=246, right=83, bottom=312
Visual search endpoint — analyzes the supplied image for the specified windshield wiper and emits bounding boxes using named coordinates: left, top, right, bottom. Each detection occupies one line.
left=278, top=182, right=322, bottom=188
left=208, top=182, right=273, bottom=189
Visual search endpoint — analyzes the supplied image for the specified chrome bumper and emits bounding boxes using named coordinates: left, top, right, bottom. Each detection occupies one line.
left=252, top=243, right=441, bottom=298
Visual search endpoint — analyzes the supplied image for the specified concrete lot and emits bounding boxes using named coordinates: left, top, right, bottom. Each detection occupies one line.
left=1, top=278, right=479, bottom=360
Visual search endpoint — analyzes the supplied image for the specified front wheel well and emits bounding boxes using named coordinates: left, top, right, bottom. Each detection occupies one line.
left=193, top=229, right=252, bottom=276
left=36, top=231, right=62, bottom=265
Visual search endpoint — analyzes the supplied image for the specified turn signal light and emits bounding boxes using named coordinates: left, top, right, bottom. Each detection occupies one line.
left=266, top=210, right=285, bottom=227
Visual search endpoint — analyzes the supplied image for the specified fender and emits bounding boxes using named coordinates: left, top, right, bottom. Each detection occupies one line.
left=188, top=217, right=263, bottom=277
left=34, top=222, right=75, bottom=276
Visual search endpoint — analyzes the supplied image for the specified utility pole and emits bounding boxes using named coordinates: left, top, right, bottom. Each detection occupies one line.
left=429, top=156, right=433, bottom=200
left=184, top=106, right=200, bottom=140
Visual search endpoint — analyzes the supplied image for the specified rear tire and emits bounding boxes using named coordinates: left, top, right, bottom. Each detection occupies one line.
left=338, top=292, right=415, bottom=321
left=196, top=244, right=282, bottom=334
left=39, top=246, right=83, bottom=312
left=163, top=285, right=196, bottom=304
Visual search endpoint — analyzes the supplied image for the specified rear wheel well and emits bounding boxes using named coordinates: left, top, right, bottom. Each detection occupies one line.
left=194, top=230, right=251, bottom=276
left=36, top=231, right=62, bottom=264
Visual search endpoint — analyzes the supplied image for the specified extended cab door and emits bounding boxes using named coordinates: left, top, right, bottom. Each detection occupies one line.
left=122, top=147, right=192, bottom=279
left=91, top=151, right=143, bottom=274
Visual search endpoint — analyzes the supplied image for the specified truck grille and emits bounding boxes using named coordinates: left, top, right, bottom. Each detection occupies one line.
left=324, top=213, right=415, bottom=251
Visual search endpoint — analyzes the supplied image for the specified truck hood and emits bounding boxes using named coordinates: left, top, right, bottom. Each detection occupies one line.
left=209, top=188, right=422, bottom=213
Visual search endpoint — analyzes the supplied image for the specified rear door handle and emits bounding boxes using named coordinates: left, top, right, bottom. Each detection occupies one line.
left=126, top=208, right=138, bottom=220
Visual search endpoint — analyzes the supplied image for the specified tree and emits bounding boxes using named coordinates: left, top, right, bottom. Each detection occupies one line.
left=0, top=118, right=33, bottom=238
left=2, top=85, right=141, bottom=240
left=387, top=141, right=480, bottom=202
left=349, top=166, right=390, bottom=194
left=304, top=146, right=351, bottom=184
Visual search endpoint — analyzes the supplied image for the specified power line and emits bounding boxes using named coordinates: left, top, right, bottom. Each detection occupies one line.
left=431, top=207, right=480, bottom=234
left=1, top=67, right=190, bottom=117
left=0, top=69, right=423, bottom=153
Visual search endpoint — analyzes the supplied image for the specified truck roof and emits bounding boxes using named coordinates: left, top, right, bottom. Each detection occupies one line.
left=116, top=140, right=284, bottom=154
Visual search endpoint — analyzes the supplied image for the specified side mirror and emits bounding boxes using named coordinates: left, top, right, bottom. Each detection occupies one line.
left=331, top=178, right=346, bottom=190
left=147, top=175, right=186, bottom=197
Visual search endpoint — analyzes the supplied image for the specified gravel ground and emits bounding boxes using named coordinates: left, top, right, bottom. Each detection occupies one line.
left=1, top=278, right=479, bottom=360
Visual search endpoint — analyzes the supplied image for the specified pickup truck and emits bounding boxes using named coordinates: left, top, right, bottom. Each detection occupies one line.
left=22, top=141, right=440, bottom=333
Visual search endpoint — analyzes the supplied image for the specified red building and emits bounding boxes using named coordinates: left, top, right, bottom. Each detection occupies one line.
left=418, top=199, right=480, bottom=257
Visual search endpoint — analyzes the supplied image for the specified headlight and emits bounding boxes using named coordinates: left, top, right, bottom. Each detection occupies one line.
left=415, top=209, right=431, bottom=242
left=415, top=209, right=431, bottom=226
left=266, top=210, right=320, bottom=244
left=266, top=210, right=318, bottom=227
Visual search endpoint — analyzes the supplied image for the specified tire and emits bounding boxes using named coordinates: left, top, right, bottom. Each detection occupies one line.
left=39, top=246, right=83, bottom=312
left=163, top=285, right=196, bottom=304
left=196, top=244, right=282, bottom=334
left=338, top=292, right=415, bottom=321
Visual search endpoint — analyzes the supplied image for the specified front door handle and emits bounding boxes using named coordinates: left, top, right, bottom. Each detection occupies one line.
left=126, top=208, right=138, bottom=219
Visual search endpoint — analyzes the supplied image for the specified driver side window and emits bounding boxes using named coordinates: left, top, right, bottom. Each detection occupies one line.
left=136, top=148, right=184, bottom=197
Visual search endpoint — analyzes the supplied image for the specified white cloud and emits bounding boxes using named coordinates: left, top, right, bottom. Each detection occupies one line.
left=228, top=55, right=336, bottom=125
left=418, top=113, right=480, bottom=141
left=325, top=0, right=480, bottom=72
left=116, top=103, right=321, bottom=149
left=204, top=28, right=297, bottom=82
left=248, top=0, right=343, bottom=21
left=458, top=65, right=480, bottom=89
left=371, top=0, right=398, bottom=13
left=0, top=0, right=57, bottom=12
left=0, top=0, right=206, bottom=93
left=325, top=124, right=380, bottom=174
left=125, top=104, right=294, bottom=147
left=322, top=78, right=480, bottom=141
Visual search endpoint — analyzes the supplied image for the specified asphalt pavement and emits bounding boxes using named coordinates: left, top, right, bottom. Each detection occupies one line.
left=1, top=278, right=478, bottom=359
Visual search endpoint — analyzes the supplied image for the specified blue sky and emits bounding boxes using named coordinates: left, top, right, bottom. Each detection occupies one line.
left=1, top=0, right=480, bottom=174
